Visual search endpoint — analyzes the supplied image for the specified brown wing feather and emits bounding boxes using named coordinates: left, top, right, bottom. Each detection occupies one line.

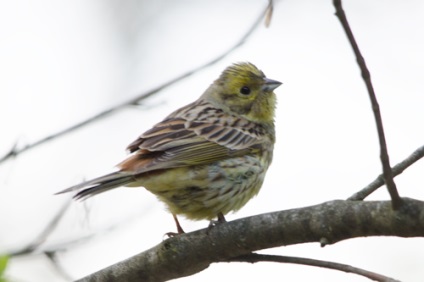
left=119, top=100, right=266, bottom=174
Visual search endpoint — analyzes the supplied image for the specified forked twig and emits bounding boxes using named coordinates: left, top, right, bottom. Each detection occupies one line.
left=333, top=0, right=402, bottom=208
left=349, top=145, right=424, bottom=201
left=44, top=251, right=74, bottom=281
left=10, top=200, right=71, bottom=256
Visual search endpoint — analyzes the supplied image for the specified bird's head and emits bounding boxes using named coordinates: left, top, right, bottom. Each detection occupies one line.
left=203, top=62, right=282, bottom=124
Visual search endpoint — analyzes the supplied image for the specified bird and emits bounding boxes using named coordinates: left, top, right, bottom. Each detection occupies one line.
left=56, top=62, right=282, bottom=233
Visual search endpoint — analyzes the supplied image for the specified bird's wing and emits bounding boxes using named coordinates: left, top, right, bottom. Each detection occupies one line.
left=118, top=101, right=266, bottom=174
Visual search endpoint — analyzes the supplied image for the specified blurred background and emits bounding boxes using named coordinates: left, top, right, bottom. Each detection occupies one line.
left=1, top=0, right=424, bottom=281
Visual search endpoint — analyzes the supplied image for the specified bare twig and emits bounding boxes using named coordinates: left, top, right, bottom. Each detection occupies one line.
left=230, top=253, right=400, bottom=282
left=349, top=145, right=424, bottom=201
left=43, top=207, right=148, bottom=253
left=45, top=251, right=74, bottom=282
left=333, top=0, right=402, bottom=209
left=264, top=0, right=274, bottom=27
left=10, top=200, right=71, bottom=256
left=0, top=1, right=272, bottom=165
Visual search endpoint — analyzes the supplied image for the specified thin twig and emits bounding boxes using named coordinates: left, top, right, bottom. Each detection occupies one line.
left=264, top=0, right=274, bottom=27
left=43, top=207, right=148, bottom=253
left=10, top=200, right=71, bottom=256
left=333, top=0, right=402, bottom=209
left=229, top=253, right=400, bottom=282
left=0, top=2, right=271, bottom=165
left=45, top=251, right=74, bottom=282
left=349, top=144, right=424, bottom=201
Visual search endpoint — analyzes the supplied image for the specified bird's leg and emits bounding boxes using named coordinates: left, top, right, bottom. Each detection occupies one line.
left=165, top=214, right=185, bottom=237
left=173, top=214, right=185, bottom=234
left=217, top=212, right=226, bottom=223
left=208, top=212, right=227, bottom=228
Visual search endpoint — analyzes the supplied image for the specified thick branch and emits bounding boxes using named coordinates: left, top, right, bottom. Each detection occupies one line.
left=78, top=198, right=424, bottom=282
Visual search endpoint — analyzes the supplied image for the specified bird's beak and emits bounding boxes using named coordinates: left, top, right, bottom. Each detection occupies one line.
left=262, top=78, right=282, bottom=92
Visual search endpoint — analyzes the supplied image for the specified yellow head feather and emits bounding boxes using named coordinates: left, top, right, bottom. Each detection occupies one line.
left=203, top=62, right=281, bottom=124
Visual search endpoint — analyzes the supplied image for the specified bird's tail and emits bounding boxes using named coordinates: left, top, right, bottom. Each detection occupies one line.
left=55, top=171, right=134, bottom=200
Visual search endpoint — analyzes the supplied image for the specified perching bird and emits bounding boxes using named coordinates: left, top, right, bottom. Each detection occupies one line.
left=57, top=62, right=282, bottom=233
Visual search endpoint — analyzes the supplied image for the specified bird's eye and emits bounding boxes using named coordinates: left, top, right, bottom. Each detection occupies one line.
left=240, top=86, right=251, bottom=95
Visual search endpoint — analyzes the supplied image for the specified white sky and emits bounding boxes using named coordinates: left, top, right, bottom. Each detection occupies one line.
left=1, top=0, right=424, bottom=281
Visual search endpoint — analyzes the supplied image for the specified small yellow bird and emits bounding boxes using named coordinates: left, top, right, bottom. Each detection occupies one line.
left=57, top=62, right=281, bottom=233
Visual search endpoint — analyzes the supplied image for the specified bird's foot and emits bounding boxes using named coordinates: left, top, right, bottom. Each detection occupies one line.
left=208, top=212, right=227, bottom=229
left=165, top=214, right=185, bottom=237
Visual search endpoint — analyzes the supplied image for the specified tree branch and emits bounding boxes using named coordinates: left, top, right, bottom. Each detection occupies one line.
left=0, top=1, right=272, bottom=165
left=349, top=144, right=424, bottom=201
left=9, top=200, right=71, bottom=257
left=333, top=0, right=402, bottom=208
left=230, top=253, right=400, bottom=282
left=77, top=198, right=424, bottom=281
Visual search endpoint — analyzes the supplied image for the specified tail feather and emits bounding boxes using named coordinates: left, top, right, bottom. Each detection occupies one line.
left=56, top=172, right=134, bottom=200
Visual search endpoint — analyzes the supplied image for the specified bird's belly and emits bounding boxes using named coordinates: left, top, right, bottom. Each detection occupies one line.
left=137, top=156, right=267, bottom=220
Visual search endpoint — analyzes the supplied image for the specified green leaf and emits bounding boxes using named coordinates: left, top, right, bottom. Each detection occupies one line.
left=0, top=255, right=8, bottom=276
